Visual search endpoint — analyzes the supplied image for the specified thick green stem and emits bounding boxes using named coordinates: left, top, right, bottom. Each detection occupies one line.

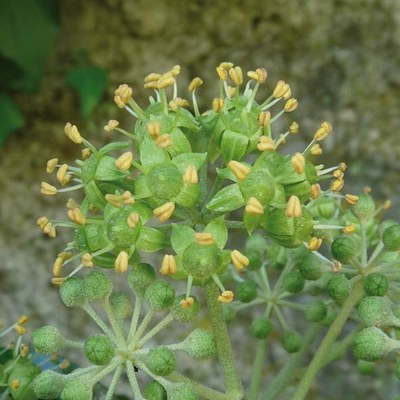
left=205, top=282, right=244, bottom=399
left=293, top=281, right=364, bottom=400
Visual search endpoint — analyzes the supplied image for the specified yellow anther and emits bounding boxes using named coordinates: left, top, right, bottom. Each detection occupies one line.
left=383, top=200, right=392, bottom=209
left=10, top=379, right=20, bottom=390
left=17, top=315, right=29, bottom=325
left=344, top=194, right=359, bottom=205
left=115, top=251, right=129, bottom=273
left=227, top=85, right=237, bottom=97
left=343, top=223, right=356, bottom=235
left=64, top=122, right=83, bottom=144
left=105, top=193, right=123, bottom=208
left=310, top=183, right=322, bottom=199
left=104, top=120, right=119, bottom=133
left=310, top=143, right=323, bottom=155
left=272, top=80, right=291, bottom=99
left=46, top=158, right=58, bottom=173
left=169, top=97, right=190, bottom=110
left=144, top=80, right=159, bottom=89
left=321, top=121, right=332, bottom=134
left=81, top=148, right=91, bottom=160
left=115, top=151, right=133, bottom=171
left=331, top=179, right=344, bottom=192
left=153, top=202, right=175, bottom=222
left=58, top=359, right=70, bottom=370
left=216, top=66, right=227, bottom=81
left=314, top=121, right=333, bottom=142
left=183, top=165, right=198, bottom=184
left=286, top=195, right=302, bottom=218
left=290, top=121, right=299, bottom=134
left=43, top=222, right=56, bottom=238
left=245, top=197, right=264, bottom=215
left=218, top=290, right=234, bottom=304
left=114, top=84, right=133, bottom=108
left=20, top=344, right=29, bottom=357
left=144, top=72, right=162, bottom=83
left=195, top=232, right=214, bottom=245
left=51, top=277, right=67, bottom=285
left=169, top=65, right=181, bottom=76
left=155, top=134, right=173, bottom=149
left=364, top=186, right=372, bottom=194
left=188, top=77, right=203, bottom=92
left=66, top=198, right=78, bottom=209
left=283, top=85, right=292, bottom=100
left=157, top=75, right=176, bottom=89
left=127, top=212, right=140, bottom=228
left=212, top=97, right=225, bottom=112
left=160, top=254, right=177, bottom=275
left=15, top=325, right=26, bottom=335
left=220, top=62, right=234, bottom=70
left=339, top=162, right=347, bottom=172
left=251, top=67, right=267, bottom=83
left=56, top=164, right=71, bottom=186
left=284, top=98, right=298, bottom=112
left=231, top=250, right=249, bottom=271
left=53, top=252, right=72, bottom=277
left=308, top=237, right=322, bottom=251
left=36, top=216, right=49, bottom=230
left=81, top=253, right=93, bottom=268
left=121, top=191, right=135, bottom=205
left=227, top=161, right=251, bottom=181
left=228, top=66, right=243, bottom=85
left=258, top=111, right=271, bottom=127
left=40, top=182, right=57, bottom=196
left=332, top=261, right=343, bottom=273
left=67, top=207, right=86, bottom=225
left=291, top=152, right=305, bottom=174
left=180, top=297, right=194, bottom=309
left=247, top=71, right=259, bottom=82
left=147, top=121, right=161, bottom=139
left=333, top=169, right=344, bottom=179
left=257, top=136, right=275, bottom=152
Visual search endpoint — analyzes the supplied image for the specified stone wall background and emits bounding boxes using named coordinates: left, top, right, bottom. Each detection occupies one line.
left=1, top=0, right=400, bottom=398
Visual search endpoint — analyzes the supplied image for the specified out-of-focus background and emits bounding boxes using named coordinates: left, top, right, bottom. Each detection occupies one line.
left=1, top=1, right=400, bottom=399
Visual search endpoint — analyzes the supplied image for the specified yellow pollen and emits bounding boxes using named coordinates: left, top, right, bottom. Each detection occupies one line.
left=228, top=66, right=243, bottom=85
left=272, top=80, right=286, bottom=98
left=155, top=134, right=173, bottom=149
left=144, top=73, right=162, bottom=83
left=160, top=255, right=177, bottom=275
left=183, top=165, right=198, bottom=184
left=286, top=195, right=302, bottom=218
left=308, top=237, right=322, bottom=251
left=157, top=75, right=176, bottom=89
left=180, top=297, right=194, bottom=309
left=212, top=97, right=224, bottom=112
left=127, top=212, right=140, bottom=228
left=51, top=277, right=67, bottom=285
left=105, top=193, right=123, bottom=208
left=290, top=121, right=299, bottom=134
left=188, top=77, right=203, bottom=92
left=56, top=164, right=71, bottom=186
left=258, top=111, right=271, bottom=127
left=40, top=182, right=57, bottom=196
left=310, top=183, right=322, bottom=199
left=67, top=207, right=86, bottom=225
left=218, top=290, right=234, bottom=304
left=227, top=161, right=251, bottom=181
left=343, top=223, right=356, bottom=235
left=104, top=120, right=119, bottom=132
left=339, top=162, right=347, bottom=172
left=333, top=169, right=344, bottom=179
left=153, top=202, right=175, bottom=222
left=310, top=143, right=323, bottom=155
left=17, top=315, right=29, bottom=325
left=20, top=344, right=29, bottom=357
left=46, top=158, right=58, bottom=173
left=115, top=151, right=133, bottom=171
left=245, top=197, right=264, bottom=215
left=216, top=66, right=227, bottom=80
left=231, top=250, right=249, bottom=271
left=219, top=62, right=234, bottom=70
left=332, top=261, right=343, bottom=273
left=257, top=135, right=275, bottom=152
left=66, top=198, right=78, bottom=209
left=169, top=97, right=190, bottom=110
left=291, top=152, right=305, bottom=174
left=10, top=379, right=20, bottom=390
left=114, top=84, right=133, bottom=108
left=195, top=232, right=214, bottom=245
left=15, top=325, right=26, bottom=335
left=81, top=253, right=94, bottom=268
left=284, top=98, right=298, bottom=112
left=81, top=148, right=91, bottom=160
left=115, top=251, right=129, bottom=273
left=344, top=194, right=359, bottom=205
left=64, top=122, right=83, bottom=144
left=147, top=121, right=161, bottom=139
left=331, top=179, right=344, bottom=192
left=122, top=191, right=135, bottom=205
left=58, top=359, right=71, bottom=369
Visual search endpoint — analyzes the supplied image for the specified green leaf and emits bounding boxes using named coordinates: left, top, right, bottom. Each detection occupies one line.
left=131, top=201, right=153, bottom=223
left=136, top=227, right=169, bottom=252
left=94, top=156, right=130, bottom=181
left=206, top=184, right=245, bottom=213
left=173, top=183, right=200, bottom=208
left=0, top=94, right=24, bottom=143
left=216, top=167, right=237, bottom=182
left=171, top=152, right=207, bottom=173
left=140, top=136, right=168, bottom=169
left=0, top=0, right=59, bottom=91
left=171, top=225, right=195, bottom=254
left=134, top=175, right=152, bottom=199
left=67, top=66, right=108, bottom=118
left=205, top=216, right=228, bottom=249
left=221, top=130, right=249, bottom=162
left=167, top=127, right=192, bottom=156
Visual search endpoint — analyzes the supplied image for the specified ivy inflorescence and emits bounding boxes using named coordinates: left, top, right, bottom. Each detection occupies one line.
left=6, top=63, right=397, bottom=399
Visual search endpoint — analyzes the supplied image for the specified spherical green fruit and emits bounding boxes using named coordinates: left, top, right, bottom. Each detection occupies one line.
left=84, top=335, right=115, bottom=365
left=32, top=326, right=65, bottom=354
left=147, top=164, right=183, bottom=200
left=169, top=383, right=199, bottom=400
left=282, top=330, right=303, bottom=353
left=60, top=379, right=93, bottom=400
left=298, top=253, right=322, bottom=281
left=378, top=219, right=398, bottom=237
left=109, top=292, right=132, bottom=320
left=305, top=301, right=328, bottom=323
left=326, top=275, right=351, bottom=302
left=128, top=263, right=156, bottom=297
left=358, top=296, right=399, bottom=327
left=382, top=224, right=400, bottom=251
left=363, top=273, right=389, bottom=296
left=84, top=272, right=112, bottom=302
left=33, top=371, right=66, bottom=399
left=251, top=318, right=274, bottom=339
left=283, top=271, right=305, bottom=294
left=181, top=329, right=217, bottom=359
left=237, top=280, right=258, bottom=303
left=144, top=281, right=175, bottom=312
left=319, top=307, right=336, bottom=327
left=246, top=249, right=263, bottom=271
left=173, top=295, right=200, bottom=322
left=60, top=277, right=86, bottom=307
left=331, top=236, right=358, bottom=263
left=351, top=194, right=376, bottom=221
left=147, top=347, right=176, bottom=376
left=106, top=206, right=141, bottom=248
left=144, top=381, right=167, bottom=400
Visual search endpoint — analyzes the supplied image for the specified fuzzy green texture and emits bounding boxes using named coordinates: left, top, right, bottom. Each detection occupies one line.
left=109, top=291, right=132, bottom=320
left=144, top=381, right=167, bottom=400
left=146, top=347, right=176, bottom=376
left=237, top=280, right=258, bottom=303
left=283, top=271, right=305, bottom=294
left=84, top=272, right=113, bottom=302
left=245, top=249, right=263, bottom=271
left=84, top=334, right=115, bottom=365
left=353, top=327, right=395, bottom=362
left=168, top=383, right=199, bottom=400
left=251, top=318, right=274, bottom=339
left=282, top=330, right=303, bottom=353
left=144, top=281, right=175, bottom=312
left=173, top=295, right=200, bottom=322
left=8, top=360, right=41, bottom=400
left=60, top=277, right=87, bottom=307
left=147, top=164, right=183, bottom=200
left=32, top=326, right=65, bottom=354
left=32, top=370, right=66, bottom=399
left=351, top=194, right=376, bottom=221
left=363, top=273, right=389, bottom=296
left=358, top=296, right=396, bottom=328
left=331, top=236, right=358, bottom=263
left=305, top=301, right=327, bottom=323
left=298, top=253, right=322, bottom=280
left=326, top=275, right=351, bottom=302
left=127, top=263, right=156, bottom=297
left=382, top=224, right=400, bottom=251
left=181, top=329, right=217, bottom=359
left=60, top=379, right=93, bottom=400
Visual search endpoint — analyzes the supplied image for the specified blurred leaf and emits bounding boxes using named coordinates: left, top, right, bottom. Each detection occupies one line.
left=0, top=0, right=60, bottom=91
left=0, top=94, right=24, bottom=143
left=67, top=66, right=108, bottom=118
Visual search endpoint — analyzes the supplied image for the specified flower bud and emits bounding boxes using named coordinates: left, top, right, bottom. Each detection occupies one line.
left=282, top=330, right=303, bottom=353
left=144, top=381, right=167, bottom=400
left=180, top=329, right=217, bottom=359
left=298, top=253, right=323, bottom=281
left=147, top=347, right=176, bottom=376
left=382, top=224, right=400, bottom=251
left=283, top=271, right=305, bottom=293
left=173, top=295, right=200, bottom=322
left=351, top=194, right=375, bottom=221
left=147, top=164, right=183, bottom=200
left=84, top=334, right=115, bottom=365
left=32, top=370, right=66, bottom=399
left=109, top=292, right=132, bottom=320
left=363, top=273, right=389, bottom=297
left=251, top=318, right=274, bottom=339
left=169, top=383, right=199, bottom=400
left=237, top=280, right=258, bottom=303
left=60, top=277, right=86, bottom=307
left=358, top=296, right=400, bottom=328
left=60, top=379, right=93, bottom=400
left=305, top=300, right=328, bottom=322
left=84, top=272, right=113, bottom=302
left=145, top=281, right=175, bottom=312
left=128, top=263, right=156, bottom=297
left=32, top=326, right=66, bottom=354
left=326, top=275, right=351, bottom=302
left=331, top=236, right=359, bottom=263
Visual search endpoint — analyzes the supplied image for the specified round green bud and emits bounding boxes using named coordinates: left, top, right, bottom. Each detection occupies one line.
left=378, top=219, right=398, bottom=237
left=60, top=379, right=93, bottom=400
left=240, top=168, right=275, bottom=204
left=182, top=242, right=222, bottom=279
left=172, top=295, right=200, bottom=322
left=282, top=330, right=303, bottom=353
left=237, top=280, right=258, bottom=303
left=353, top=327, right=397, bottom=362
left=283, top=271, right=305, bottom=294
left=84, top=334, right=115, bottom=366
left=146, top=347, right=176, bottom=376
left=181, top=329, right=217, bottom=359
left=32, top=326, right=65, bottom=354
left=144, top=381, right=167, bottom=400
left=351, top=194, right=376, bottom=221
left=144, top=281, right=175, bottom=312
left=33, top=371, right=66, bottom=399
left=326, top=275, right=351, bottom=302
left=357, top=360, right=376, bottom=375
left=363, top=273, right=389, bottom=296
left=109, top=292, right=132, bottom=320
left=358, top=296, right=399, bottom=327
left=8, top=361, right=41, bottom=400
left=319, top=306, right=337, bottom=327
left=60, top=277, right=86, bottom=307
left=331, top=236, right=358, bottom=263
left=246, top=249, right=263, bottom=271
left=128, top=263, right=156, bottom=297
left=382, top=224, right=400, bottom=251
left=251, top=318, right=274, bottom=339
left=298, top=253, right=322, bottom=281
left=84, top=272, right=112, bottom=302
left=147, top=164, right=183, bottom=200
left=305, top=301, right=328, bottom=323
left=223, top=304, right=236, bottom=323
left=169, top=383, right=199, bottom=400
